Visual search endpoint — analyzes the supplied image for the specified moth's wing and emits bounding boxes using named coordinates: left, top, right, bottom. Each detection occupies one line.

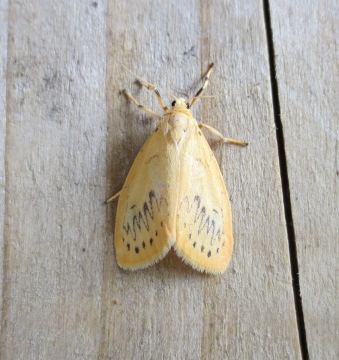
left=174, top=126, right=233, bottom=274
left=114, top=125, right=179, bottom=270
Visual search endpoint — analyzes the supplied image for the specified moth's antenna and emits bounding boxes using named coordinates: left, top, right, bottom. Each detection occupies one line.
left=188, top=82, right=262, bottom=104
left=190, top=63, right=214, bottom=108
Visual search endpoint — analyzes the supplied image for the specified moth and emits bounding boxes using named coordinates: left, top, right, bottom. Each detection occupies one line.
left=107, top=64, right=247, bottom=274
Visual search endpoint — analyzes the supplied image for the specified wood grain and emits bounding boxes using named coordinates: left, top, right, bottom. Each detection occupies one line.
left=0, top=0, right=9, bottom=327
left=270, top=1, right=339, bottom=359
left=1, top=0, right=336, bottom=359
left=1, top=1, right=107, bottom=359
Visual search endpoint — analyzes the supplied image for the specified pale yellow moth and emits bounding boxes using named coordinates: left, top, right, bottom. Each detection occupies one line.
left=107, top=64, right=247, bottom=274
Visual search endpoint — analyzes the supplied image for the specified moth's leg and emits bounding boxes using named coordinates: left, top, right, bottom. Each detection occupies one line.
left=138, top=81, right=168, bottom=111
left=190, top=63, right=214, bottom=108
left=199, top=123, right=248, bottom=146
left=106, top=190, right=122, bottom=203
left=122, top=89, right=162, bottom=120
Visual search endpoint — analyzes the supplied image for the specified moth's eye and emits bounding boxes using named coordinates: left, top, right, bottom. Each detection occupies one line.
left=186, top=103, right=190, bottom=109
left=172, top=100, right=176, bottom=107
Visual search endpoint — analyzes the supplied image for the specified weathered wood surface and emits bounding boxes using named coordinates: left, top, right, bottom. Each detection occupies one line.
left=0, top=0, right=9, bottom=325
left=270, top=1, right=338, bottom=359
left=1, top=1, right=107, bottom=359
left=0, top=0, right=336, bottom=359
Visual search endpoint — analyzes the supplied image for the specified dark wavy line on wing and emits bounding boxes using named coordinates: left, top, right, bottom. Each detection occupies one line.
left=123, top=190, right=169, bottom=241
left=179, top=195, right=224, bottom=244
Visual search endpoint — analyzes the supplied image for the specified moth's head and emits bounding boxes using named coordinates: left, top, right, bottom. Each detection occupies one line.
left=171, top=98, right=190, bottom=110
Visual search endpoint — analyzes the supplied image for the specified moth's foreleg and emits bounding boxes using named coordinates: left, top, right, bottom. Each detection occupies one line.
left=137, top=81, right=168, bottom=111
left=122, top=89, right=162, bottom=120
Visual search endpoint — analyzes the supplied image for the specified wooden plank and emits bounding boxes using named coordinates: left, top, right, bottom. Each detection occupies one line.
left=0, top=1, right=107, bottom=359
left=269, top=1, right=339, bottom=359
left=103, top=0, right=301, bottom=358
left=0, top=0, right=9, bottom=326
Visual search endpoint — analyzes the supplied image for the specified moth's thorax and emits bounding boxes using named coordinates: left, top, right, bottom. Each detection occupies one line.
left=161, top=107, right=196, bottom=144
